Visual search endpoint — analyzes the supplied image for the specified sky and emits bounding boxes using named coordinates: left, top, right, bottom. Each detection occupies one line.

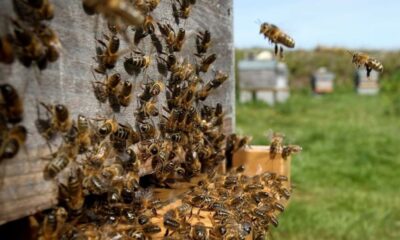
left=234, top=0, right=400, bottom=50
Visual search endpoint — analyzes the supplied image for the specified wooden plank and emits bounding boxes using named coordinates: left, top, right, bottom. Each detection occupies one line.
left=0, top=0, right=234, bottom=224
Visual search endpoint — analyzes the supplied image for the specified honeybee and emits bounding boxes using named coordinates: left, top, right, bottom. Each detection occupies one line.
left=96, top=117, right=118, bottom=137
left=44, top=152, right=71, bottom=179
left=209, top=70, right=228, bottom=89
left=139, top=80, right=164, bottom=103
left=77, top=114, right=92, bottom=153
left=191, top=222, right=208, bottom=240
left=0, top=84, right=24, bottom=123
left=116, top=148, right=138, bottom=172
left=91, top=81, right=108, bottom=104
left=173, top=28, right=186, bottom=52
left=137, top=121, right=156, bottom=140
left=259, top=22, right=295, bottom=58
left=173, top=0, right=196, bottom=20
left=196, top=30, right=211, bottom=55
left=13, top=0, right=55, bottom=22
left=124, top=50, right=151, bottom=74
left=40, top=103, right=72, bottom=133
left=110, top=123, right=132, bottom=152
left=11, top=19, right=47, bottom=69
left=347, top=51, right=383, bottom=77
left=0, top=34, right=15, bottom=64
left=281, top=144, right=302, bottom=160
left=117, top=80, right=132, bottom=107
left=36, top=24, right=62, bottom=62
left=135, top=0, right=160, bottom=13
left=95, top=34, right=128, bottom=73
left=38, top=207, right=68, bottom=240
left=62, top=168, right=85, bottom=214
left=157, top=22, right=176, bottom=49
left=269, top=132, right=284, bottom=160
left=196, top=53, right=216, bottom=73
left=81, top=0, right=145, bottom=27
left=1, top=125, right=27, bottom=160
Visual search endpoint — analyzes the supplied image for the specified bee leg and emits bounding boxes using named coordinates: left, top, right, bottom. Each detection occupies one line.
left=274, top=44, right=278, bottom=56
left=165, top=229, right=169, bottom=236
left=279, top=46, right=284, bottom=60
left=366, top=66, right=372, bottom=78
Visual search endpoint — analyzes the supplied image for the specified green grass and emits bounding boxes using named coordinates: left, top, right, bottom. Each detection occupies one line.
left=236, top=92, right=400, bottom=240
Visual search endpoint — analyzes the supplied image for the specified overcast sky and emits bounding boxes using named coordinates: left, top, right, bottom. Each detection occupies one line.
left=234, top=0, right=400, bottom=50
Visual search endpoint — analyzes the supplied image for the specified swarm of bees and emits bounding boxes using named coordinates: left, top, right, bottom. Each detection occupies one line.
left=0, top=0, right=61, bottom=69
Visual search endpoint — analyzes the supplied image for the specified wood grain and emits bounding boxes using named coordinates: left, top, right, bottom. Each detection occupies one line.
left=0, top=0, right=234, bottom=224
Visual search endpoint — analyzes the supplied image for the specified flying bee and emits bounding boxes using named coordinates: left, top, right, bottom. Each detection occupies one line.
left=347, top=51, right=383, bottom=77
left=1, top=125, right=27, bottom=160
left=124, top=50, right=151, bottom=74
left=36, top=24, right=62, bottom=62
left=196, top=30, right=211, bottom=55
left=259, top=22, right=295, bottom=58
left=196, top=53, right=216, bottom=73
left=173, top=28, right=186, bottom=52
left=269, top=132, right=284, bottom=160
left=40, top=103, right=72, bottom=133
left=44, top=152, right=71, bottom=179
left=117, top=80, right=132, bottom=107
left=282, top=144, right=302, bottom=160
left=0, top=84, right=23, bottom=123
left=0, top=34, right=15, bottom=64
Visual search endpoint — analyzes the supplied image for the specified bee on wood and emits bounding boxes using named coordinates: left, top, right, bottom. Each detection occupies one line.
left=94, top=34, right=129, bottom=74
left=191, top=222, right=208, bottom=240
left=0, top=34, right=15, bottom=64
left=196, top=30, right=211, bottom=55
left=137, top=121, right=157, bottom=140
left=81, top=0, right=145, bottom=27
left=347, top=51, right=383, bottom=77
left=13, top=0, right=55, bottom=22
left=116, top=148, right=138, bottom=172
left=76, top=114, right=92, bottom=153
left=135, top=0, right=160, bottom=14
left=0, top=84, right=24, bottom=124
left=172, top=0, right=196, bottom=21
left=110, top=123, right=132, bottom=152
left=96, top=117, right=119, bottom=137
left=117, top=80, right=133, bottom=107
left=269, top=132, right=284, bottom=160
left=259, top=22, right=295, bottom=59
left=36, top=24, right=62, bottom=62
left=40, top=102, right=72, bottom=133
left=282, top=144, right=302, bottom=160
left=59, top=168, right=85, bottom=215
left=124, top=50, right=151, bottom=75
left=196, top=53, right=216, bottom=73
left=11, top=20, right=47, bottom=69
left=91, top=81, right=108, bottom=104
left=44, top=152, right=71, bottom=179
left=173, top=28, right=186, bottom=52
left=1, top=125, right=27, bottom=160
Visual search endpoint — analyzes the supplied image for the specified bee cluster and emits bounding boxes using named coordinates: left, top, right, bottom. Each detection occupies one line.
left=0, top=0, right=299, bottom=239
left=0, top=83, right=27, bottom=161
left=0, top=0, right=61, bottom=69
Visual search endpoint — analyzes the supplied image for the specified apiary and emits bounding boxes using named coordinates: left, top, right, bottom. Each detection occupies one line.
left=0, top=0, right=299, bottom=239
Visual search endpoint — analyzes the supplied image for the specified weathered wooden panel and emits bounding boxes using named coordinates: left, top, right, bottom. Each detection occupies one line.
left=0, top=0, right=234, bottom=224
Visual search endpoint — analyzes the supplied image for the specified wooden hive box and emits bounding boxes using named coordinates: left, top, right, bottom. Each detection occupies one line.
left=355, top=69, right=379, bottom=95
left=311, top=67, right=335, bottom=94
left=0, top=0, right=234, bottom=225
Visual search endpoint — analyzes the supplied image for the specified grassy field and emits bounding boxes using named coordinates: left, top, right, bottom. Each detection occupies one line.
left=236, top=92, right=400, bottom=240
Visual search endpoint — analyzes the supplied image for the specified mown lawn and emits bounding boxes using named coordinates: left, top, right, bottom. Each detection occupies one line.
left=236, top=92, right=400, bottom=240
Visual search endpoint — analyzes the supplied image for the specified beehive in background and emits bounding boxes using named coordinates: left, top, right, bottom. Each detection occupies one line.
left=238, top=51, right=290, bottom=105
left=355, top=69, right=379, bottom=95
left=0, top=0, right=234, bottom=225
left=311, top=67, right=335, bottom=94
